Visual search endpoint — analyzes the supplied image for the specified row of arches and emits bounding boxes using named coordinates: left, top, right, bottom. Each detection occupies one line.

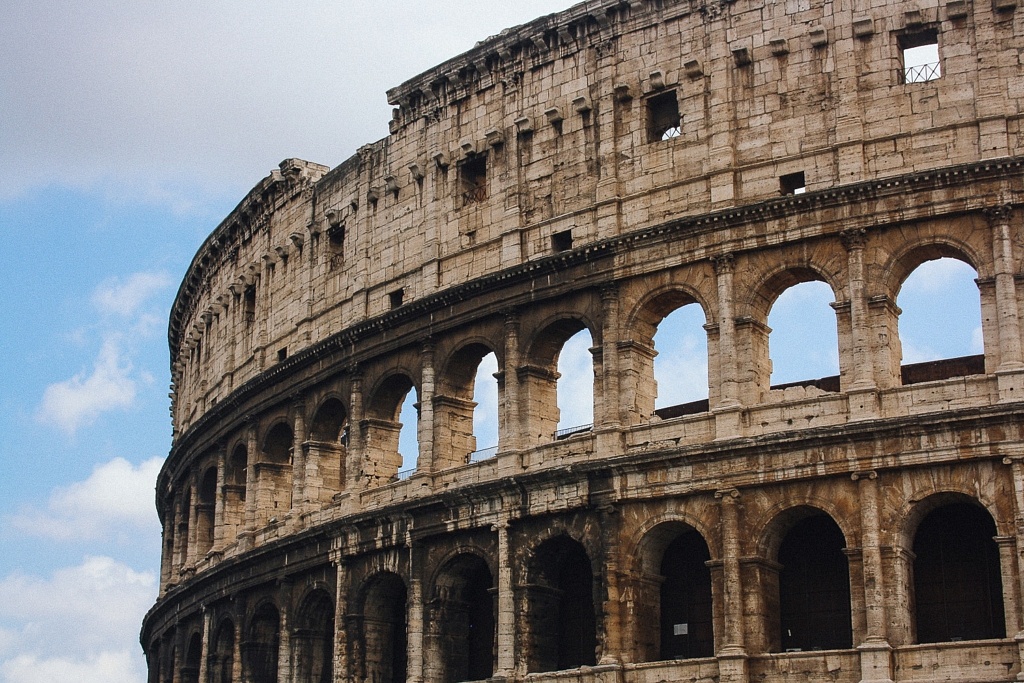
left=162, top=234, right=1005, bottom=585
left=154, top=492, right=1007, bottom=683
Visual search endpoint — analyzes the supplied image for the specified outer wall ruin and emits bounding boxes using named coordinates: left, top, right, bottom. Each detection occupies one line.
left=143, top=0, right=1024, bottom=682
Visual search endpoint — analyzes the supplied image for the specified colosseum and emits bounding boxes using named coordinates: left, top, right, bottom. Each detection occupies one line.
left=141, top=0, right=1024, bottom=681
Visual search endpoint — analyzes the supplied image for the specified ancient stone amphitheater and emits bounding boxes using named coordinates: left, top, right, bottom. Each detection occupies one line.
left=142, top=0, right=1024, bottom=681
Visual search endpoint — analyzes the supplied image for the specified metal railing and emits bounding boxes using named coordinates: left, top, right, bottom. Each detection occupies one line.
left=904, top=61, right=940, bottom=83
left=470, top=446, right=498, bottom=462
left=396, top=467, right=416, bottom=481
left=554, top=423, right=593, bottom=440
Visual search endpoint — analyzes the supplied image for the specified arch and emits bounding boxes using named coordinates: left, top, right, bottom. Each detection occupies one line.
left=768, top=280, right=840, bottom=389
left=436, top=342, right=500, bottom=468
left=625, top=286, right=712, bottom=421
left=209, top=618, right=235, bottom=683
left=425, top=552, right=495, bottom=683
left=196, top=466, right=217, bottom=556
left=357, top=572, right=408, bottom=683
left=182, top=631, right=202, bottom=683
left=364, top=373, right=418, bottom=485
left=767, top=508, right=852, bottom=652
left=910, top=496, right=1005, bottom=643
left=256, top=422, right=293, bottom=527
left=293, top=589, right=335, bottom=683
left=176, top=486, right=191, bottom=570
left=307, top=396, right=349, bottom=500
left=244, top=602, right=280, bottom=683
left=525, top=534, right=598, bottom=672
left=633, top=520, right=714, bottom=662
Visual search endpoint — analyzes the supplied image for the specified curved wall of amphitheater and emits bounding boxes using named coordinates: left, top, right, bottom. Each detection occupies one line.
left=143, top=1, right=1024, bottom=682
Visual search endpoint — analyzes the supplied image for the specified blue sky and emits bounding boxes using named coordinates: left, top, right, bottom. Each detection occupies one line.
left=0, top=3, right=981, bottom=682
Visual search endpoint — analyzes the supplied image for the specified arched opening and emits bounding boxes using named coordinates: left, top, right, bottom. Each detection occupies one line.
left=196, top=466, right=217, bottom=556
left=243, top=603, right=280, bottom=683
left=526, top=535, right=597, bottom=672
left=308, top=398, right=348, bottom=500
left=182, top=632, right=202, bottom=683
left=659, top=530, right=714, bottom=660
left=365, top=374, right=418, bottom=486
left=176, top=488, right=191, bottom=570
left=209, top=619, right=235, bottom=683
left=522, top=319, right=595, bottom=446
left=652, top=302, right=710, bottom=418
left=556, top=329, right=595, bottom=436
left=471, top=352, right=499, bottom=461
left=427, top=554, right=495, bottom=683
left=294, top=589, right=335, bottom=683
left=222, top=444, right=247, bottom=544
left=256, top=423, right=293, bottom=527
left=360, top=573, right=408, bottom=683
left=436, top=344, right=500, bottom=468
left=897, top=257, right=984, bottom=384
left=775, top=512, right=852, bottom=652
left=768, top=280, right=839, bottom=392
left=912, top=501, right=1004, bottom=642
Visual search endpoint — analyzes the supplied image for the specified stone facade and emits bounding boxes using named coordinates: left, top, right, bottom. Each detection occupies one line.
left=142, top=0, right=1024, bottom=682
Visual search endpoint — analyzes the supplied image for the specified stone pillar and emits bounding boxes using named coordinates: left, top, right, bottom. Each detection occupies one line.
left=347, top=371, right=365, bottom=492
left=712, top=255, right=743, bottom=439
left=600, top=285, right=621, bottom=429
left=1003, top=456, right=1024, bottom=678
left=197, top=608, right=211, bottom=683
left=988, top=207, right=1024, bottom=401
left=213, top=443, right=227, bottom=549
left=493, top=516, right=515, bottom=676
left=996, top=536, right=1021, bottom=636
left=854, top=471, right=894, bottom=683
left=842, top=230, right=881, bottom=422
left=291, top=399, right=306, bottom=520
left=278, top=583, right=292, bottom=683
left=715, top=488, right=748, bottom=683
left=244, top=418, right=259, bottom=534
left=232, top=614, right=243, bottom=683
left=332, top=550, right=351, bottom=683
left=185, top=480, right=199, bottom=569
left=407, top=570, right=425, bottom=683
left=419, top=340, right=435, bottom=473
left=501, top=311, right=521, bottom=453
left=597, top=504, right=624, bottom=664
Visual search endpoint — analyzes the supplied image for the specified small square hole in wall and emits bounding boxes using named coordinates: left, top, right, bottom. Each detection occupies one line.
left=389, top=288, right=405, bottom=309
left=899, top=30, right=941, bottom=83
left=277, top=347, right=287, bottom=362
left=552, top=229, right=573, bottom=252
left=647, top=90, right=681, bottom=142
left=780, top=171, right=806, bottom=195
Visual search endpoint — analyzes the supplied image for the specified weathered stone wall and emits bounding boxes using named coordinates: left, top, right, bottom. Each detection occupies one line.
left=146, top=0, right=1024, bottom=682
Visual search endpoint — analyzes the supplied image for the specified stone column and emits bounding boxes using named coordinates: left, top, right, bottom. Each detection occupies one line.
left=715, top=488, right=748, bottom=683
left=291, top=398, right=306, bottom=519
left=500, top=311, right=521, bottom=453
left=244, top=418, right=259, bottom=535
left=597, top=504, right=624, bottom=664
left=347, top=370, right=365, bottom=492
left=854, top=471, right=894, bottom=683
left=232, top=613, right=243, bottom=683
left=332, top=550, right=351, bottom=683
left=600, top=285, right=622, bottom=429
left=1003, top=456, right=1024, bottom=678
left=213, top=443, right=227, bottom=549
left=419, top=340, right=435, bottom=473
left=278, top=582, right=292, bottom=683
left=493, top=516, right=515, bottom=676
left=197, top=608, right=211, bottom=683
left=407, top=560, right=425, bottom=683
left=842, top=230, right=881, bottom=422
left=185, top=479, right=199, bottom=569
left=712, top=255, right=743, bottom=439
left=988, top=207, right=1024, bottom=401
left=995, top=536, right=1021, bottom=636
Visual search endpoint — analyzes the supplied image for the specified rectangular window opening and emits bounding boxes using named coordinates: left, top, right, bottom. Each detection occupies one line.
left=900, top=30, right=941, bottom=83
left=780, top=171, right=806, bottom=195
left=647, top=90, right=681, bottom=142
left=552, top=229, right=573, bottom=253
left=389, top=288, right=405, bottom=309
left=459, top=155, right=487, bottom=207
left=277, top=347, right=287, bottom=362
left=243, top=286, right=257, bottom=326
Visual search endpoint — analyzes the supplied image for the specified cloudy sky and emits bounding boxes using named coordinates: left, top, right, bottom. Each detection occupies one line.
left=0, top=2, right=981, bottom=682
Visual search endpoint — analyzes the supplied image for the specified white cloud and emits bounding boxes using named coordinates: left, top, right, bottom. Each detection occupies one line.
left=557, top=331, right=595, bottom=430
left=10, top=457, right=162, bottom=543
left=899, top=257, right=976, bottom=295
left=0, top=557, right=154, bottom=683
left=36, top=338, right=137, bottom=434
left=91, top=272, right=171, bottom=318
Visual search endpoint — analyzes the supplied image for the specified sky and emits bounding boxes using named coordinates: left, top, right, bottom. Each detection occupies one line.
left=0, top=3, right=981, bottom=683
